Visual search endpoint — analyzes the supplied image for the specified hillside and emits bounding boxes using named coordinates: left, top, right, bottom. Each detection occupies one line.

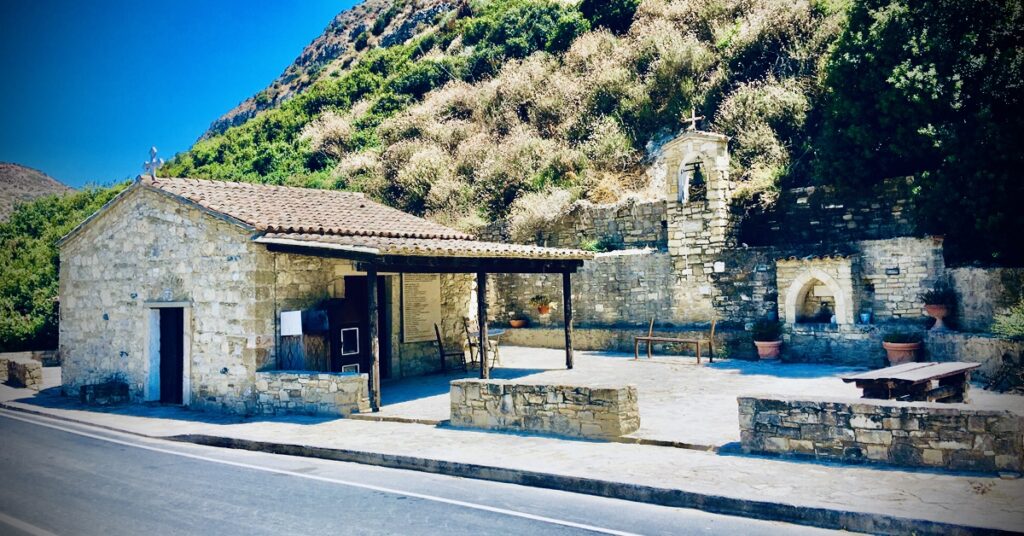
left=0, top=163, right=72, bottom=220
left=204, top=0, right=457, bottom=138
left=164, top=0, right=1022, bottom=264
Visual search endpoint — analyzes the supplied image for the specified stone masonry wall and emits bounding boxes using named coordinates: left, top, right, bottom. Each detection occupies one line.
left=479, top=199, right=667, bottom=251
left=59, top=186, right=269, bottom=413
left=739, top=395, right=1024, bottom=473
left=740, top=177, right=917, bottom=247
left=254, top=371, right=369, bottom=417
left=949, top=267, right=1024, bottom=332
left=490, top=250, right=674, bottom=328
left=1, top=355, right=42, bottom=390
left=450, top=379, right=640, bottom=439
left=859, top=237, right=946, bottom=321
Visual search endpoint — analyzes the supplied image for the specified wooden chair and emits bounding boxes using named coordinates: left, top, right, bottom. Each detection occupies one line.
left=463, top=317, right=500, bottom=368
left=634, top=317, right=716, bottom=363
left=434, top=324, right=467, bottom=373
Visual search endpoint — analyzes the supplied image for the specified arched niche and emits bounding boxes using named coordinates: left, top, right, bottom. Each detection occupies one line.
left=676, top=154, right=708, bottom=204
left=782, top=268, right=851, bottom=325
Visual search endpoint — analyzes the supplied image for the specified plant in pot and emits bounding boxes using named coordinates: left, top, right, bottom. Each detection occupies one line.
left=508, top=311, right=528, bottom=328
left=529, top=294, right=556, bottom=315
left=882, top=331, right=923, bottom=365
left=920, top=284, right=956, bottom=331
left=751, top=319, right=783, bottom=359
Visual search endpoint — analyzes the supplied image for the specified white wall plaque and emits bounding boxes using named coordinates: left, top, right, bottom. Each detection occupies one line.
left=402, top=274, right=442, bottom=343
left=280, top=310, right=303, bottom=336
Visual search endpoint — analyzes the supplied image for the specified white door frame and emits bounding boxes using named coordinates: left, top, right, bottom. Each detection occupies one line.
left=142, top=301, right=192, bottom=405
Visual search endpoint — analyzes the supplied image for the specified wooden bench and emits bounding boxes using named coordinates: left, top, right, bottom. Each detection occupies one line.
left=841, top=361, right=981, bottom=402
left=634, top=318, right=716, bottom=363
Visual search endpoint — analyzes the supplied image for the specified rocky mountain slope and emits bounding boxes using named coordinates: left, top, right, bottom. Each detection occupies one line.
left=0, top=163, right=72, bottom=220
left=204, top=0, right=455, bottom=138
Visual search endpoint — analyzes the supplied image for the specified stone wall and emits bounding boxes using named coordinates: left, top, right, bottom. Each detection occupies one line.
left=450, top=379, right=640, bottom=439
left=499, top=326, right=742, bottom=358
left=738, top=395, right=1024, bottom=473
left=1, top=355, right=42, bottom=391
left=858, top=237, right=946, bottom=321
left=479, top=198, right=667, bottom=251
left=0, top=350, right=60, bottom=367
left=254, top=371, right=369, bottom=417
left=59, top=186, right=268, bottom=413
left=491, top=250, right=674, bottom=328
left=949, top=267, right=1024, bottom=332
left=740, top=177, right=917, bottom=247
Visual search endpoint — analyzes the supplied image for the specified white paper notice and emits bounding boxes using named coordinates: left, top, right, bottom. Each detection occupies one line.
left=280, top=310, right=303, bottom=336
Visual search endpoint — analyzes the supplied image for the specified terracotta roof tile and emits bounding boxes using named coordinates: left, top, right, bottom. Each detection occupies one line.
left=142, top=176, right=472, bottom=240
left=258, top=233, right=593, bottom=261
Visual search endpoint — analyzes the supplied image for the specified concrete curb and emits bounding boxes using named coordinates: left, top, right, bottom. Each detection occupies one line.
left=0, top=401, right=1014, bottom=536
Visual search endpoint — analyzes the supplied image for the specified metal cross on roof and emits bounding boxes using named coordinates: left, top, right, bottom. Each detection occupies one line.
left=143, top=146, right=164, bottom=178
left=682, top=108, right=704, bottom=131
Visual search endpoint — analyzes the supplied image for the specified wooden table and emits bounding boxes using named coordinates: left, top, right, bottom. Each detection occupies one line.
left=841, top=362, right=981, bottom=402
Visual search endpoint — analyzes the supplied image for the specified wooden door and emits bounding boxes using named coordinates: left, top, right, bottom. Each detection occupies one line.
left=159, top=308, right=184, bottom=404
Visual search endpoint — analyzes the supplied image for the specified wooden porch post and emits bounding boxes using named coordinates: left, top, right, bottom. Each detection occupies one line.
left=563, top=271, right=574, bottom=370
left=367, top=268, right=381, bottom=411
left=477, top=272, right=489, bottom=380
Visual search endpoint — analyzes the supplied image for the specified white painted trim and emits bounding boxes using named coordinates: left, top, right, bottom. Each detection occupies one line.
left=143, top=303, right=192, bottom=406
left=253, top=236, right=381, bottom=256
left=783, top=268, right=851, bottom=325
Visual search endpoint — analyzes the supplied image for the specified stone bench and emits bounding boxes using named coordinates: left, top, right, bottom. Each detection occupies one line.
left=254, top=371, right=370, bottom=417
left=0, top=355, right=43, bottom=391
left=738, top=395, right=1024, bottom=473
left=450, top=379, right=640, bottom=439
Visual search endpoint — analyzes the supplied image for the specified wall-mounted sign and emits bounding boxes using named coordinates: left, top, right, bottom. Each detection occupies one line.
left=281, top=310, right=302, bottom=336
left=402, top=274, right=442, bottom=343
left=885, top=267, right=900, bottom=276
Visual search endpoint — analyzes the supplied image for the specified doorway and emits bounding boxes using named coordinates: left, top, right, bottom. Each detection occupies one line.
left=326, top=275, right=391, bottom=379
left=158, top=307, right=185, bottom=404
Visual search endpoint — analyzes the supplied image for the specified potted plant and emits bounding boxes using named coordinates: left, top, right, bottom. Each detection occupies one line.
left=920, top=284, right=956, bottom=331
left=529, top=294, right=556, bottom=315
left=751, top=319, right=783, bottom=359
left=508, top=312, right=528, bottom=328
left=882, top=331, right=923, bottom=365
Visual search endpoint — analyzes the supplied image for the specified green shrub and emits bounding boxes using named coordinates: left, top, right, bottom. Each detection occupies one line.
left=920, top=284, right=957, bottom=307
left=353, top=31, right=369, bottom=51
left=751, top=319, right=783, bottom=341
left=0, top=184, right=127, bottom=351
left=580, top=0, right=638, bottom=35
left=993, top=298, right=1024, bottom=340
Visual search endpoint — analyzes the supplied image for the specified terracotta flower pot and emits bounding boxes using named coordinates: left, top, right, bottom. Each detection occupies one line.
left=537, top=305, right=551, bottom=315
left=509, top=319, right=528, bottom=328
left=924, top=304, right=949, bottom=331
left=754, top=340, right=782, bottom=359
left=882, top=341, right=921, bottom=365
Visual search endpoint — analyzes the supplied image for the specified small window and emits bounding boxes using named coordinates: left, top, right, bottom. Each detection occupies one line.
left=341, top=364, right=360, bottom=374
left=340, top=327, right=359, bottom=356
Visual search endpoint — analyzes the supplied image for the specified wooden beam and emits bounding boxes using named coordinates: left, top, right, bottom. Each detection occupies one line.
left=367, top=268, right=381, bottom=411
left=563, top=271, right=574, bottom=370
left=477, top=272, right=489, bottom=380
left=357, top=258, right=583, bottom=274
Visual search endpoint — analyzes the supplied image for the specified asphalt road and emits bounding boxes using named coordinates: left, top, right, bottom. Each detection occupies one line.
left=0, top=410, right=843, bottom=536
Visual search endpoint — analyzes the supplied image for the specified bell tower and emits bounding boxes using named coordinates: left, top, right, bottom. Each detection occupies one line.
left=659, top=111, right=734, bottom=321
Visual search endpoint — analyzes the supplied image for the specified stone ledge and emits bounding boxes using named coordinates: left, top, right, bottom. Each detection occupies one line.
left=254, top=370, right=369, bottom=417
left=450, top=380, right=640, bottom=439
left=739, top=395, right=1024, bottom=472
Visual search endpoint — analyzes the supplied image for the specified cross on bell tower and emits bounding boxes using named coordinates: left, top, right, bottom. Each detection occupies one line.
left=143, top=146, right=164, bottom=178
left=681, top=108, right=704, bottom=131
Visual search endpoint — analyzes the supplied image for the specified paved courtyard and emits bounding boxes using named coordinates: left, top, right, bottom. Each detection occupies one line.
left=377, top=346, right=1024, bottom=447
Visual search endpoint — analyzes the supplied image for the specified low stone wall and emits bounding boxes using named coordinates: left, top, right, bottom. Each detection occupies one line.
left=0, top=350, right=60, bottom=367
left=739, top=395, right=1024, bottom=473
left=450, top=379, right=640, bottom=439
left=1, top=356, right=43, bottom=391
left=498, top=326, right=747, bottom=358
left=949, top=267, right=1024, bottom=332
left=254, top=371, right=370, bottom=417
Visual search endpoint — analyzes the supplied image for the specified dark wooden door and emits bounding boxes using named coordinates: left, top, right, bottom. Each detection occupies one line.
left=159, top=308, right=184, bottom=404
left=327, top=276, right=390, bottom=378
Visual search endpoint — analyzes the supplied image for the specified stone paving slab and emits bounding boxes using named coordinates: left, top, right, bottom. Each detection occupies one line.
left=375, top=347, right=1024, bottom=447
left=3, top=383, right=1023, bottom=535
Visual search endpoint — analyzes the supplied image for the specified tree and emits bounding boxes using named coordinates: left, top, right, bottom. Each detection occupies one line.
left=579, top=0, right=639, bottom=35
left=816, top=0, right=1024, bottom=264
left=0, top=184, right=126, bottom=351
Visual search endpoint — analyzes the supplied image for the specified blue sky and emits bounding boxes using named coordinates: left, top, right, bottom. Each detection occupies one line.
left=0, top=0, right=358, bottom=188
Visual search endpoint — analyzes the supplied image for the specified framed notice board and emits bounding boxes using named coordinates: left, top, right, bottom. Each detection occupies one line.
left=402, top=273, right=442, bottom=343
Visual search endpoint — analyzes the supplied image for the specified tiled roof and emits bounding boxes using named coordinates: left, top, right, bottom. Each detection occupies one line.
left=142, top=176, right=471, bottom=240
left=258, top=233, right=593, bottom=260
